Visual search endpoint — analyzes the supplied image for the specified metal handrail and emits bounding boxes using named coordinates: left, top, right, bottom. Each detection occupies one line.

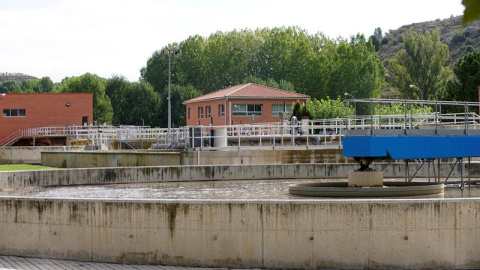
left=2, top=110, right=479, bottom=149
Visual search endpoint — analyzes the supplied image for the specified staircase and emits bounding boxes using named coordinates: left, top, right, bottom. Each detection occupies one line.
left=0, top=130, right=22, bottom=147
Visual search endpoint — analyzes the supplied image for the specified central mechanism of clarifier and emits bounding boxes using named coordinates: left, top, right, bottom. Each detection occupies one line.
left=289, top=157, right=445, bottom=197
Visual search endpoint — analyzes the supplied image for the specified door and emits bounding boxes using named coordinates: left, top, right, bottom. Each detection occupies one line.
left=82, top=116, right=88, bottom=126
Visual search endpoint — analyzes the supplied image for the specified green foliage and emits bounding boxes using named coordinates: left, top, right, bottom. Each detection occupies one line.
left=381, top=36, right=389, bottom=45
left=370, top=35, right=381, bottom=51
left=105, top=76, right=161, bottom=126
left=373, top=103, right=433, bottom=115
left=307, top=97, right=353, bottom=119
left=0, top=81, right=22, bottom=93
left=370, top=27, right=383, bottom=51
left=451, top=30, right=467, bottom=43
left=0, top=76, right=56, bottom=93
left=241, top=76, right=295, bottom=92
left=20, top=80, right=37, bottom=93
left=462, top=0, right=480, bottom=25
left=38, top=77, right=55, bottom=93
left=389, top=30, right=450, bottom=100
left=441, top=50, right=480, bottom=103
left=327, top=35, right=384, bottom=100
left=291, top=100, right=312, bottom=119
left=59, top=73, right=113, bottom=124
left=158, top=84, right=201, bottom=127
left=374, top=27, right=383, bottom=39
left=141, top=27, right=385, bottom=103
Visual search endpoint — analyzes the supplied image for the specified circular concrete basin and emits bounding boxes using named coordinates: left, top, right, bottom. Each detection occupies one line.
left=289, top=181, right=445, bottom=197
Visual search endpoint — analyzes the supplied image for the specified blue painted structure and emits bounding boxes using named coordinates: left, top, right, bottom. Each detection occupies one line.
left=344, top=135, right=480, bottom=160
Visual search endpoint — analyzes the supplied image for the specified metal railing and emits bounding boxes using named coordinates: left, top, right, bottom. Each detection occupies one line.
left=3, top=99, right=479, bottom=150
left=344, top=98, right=480, bottom=136
left=187, top=120, right=344, bottom=150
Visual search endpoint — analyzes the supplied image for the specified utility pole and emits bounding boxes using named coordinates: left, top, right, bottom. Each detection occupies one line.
left=162, top=48, right=180, bottom=132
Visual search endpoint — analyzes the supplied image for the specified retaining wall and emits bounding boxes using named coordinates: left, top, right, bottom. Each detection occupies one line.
left=0, top=197, right=479, bottom=269
left=1, top=163, right=479, bottom=190
left=0, top=146, right=84, bottom=164
left=41, top=149, right=352, bottom=168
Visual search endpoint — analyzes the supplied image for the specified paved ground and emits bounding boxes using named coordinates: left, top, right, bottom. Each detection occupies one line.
left=0, top=256, right=265, bottom=270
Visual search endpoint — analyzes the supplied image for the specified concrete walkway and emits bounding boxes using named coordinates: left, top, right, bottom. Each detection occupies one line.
left=0, top=256, right=266, bottom=270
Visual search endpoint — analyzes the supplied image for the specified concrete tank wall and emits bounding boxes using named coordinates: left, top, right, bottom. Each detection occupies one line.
left=0, top=146, right=84, bottom=164
left=41, top=149, right=353, bottom=168
left=0, top=164, right=353, bottom=189
left=41, top=151, right=182, bottom=168
left=0, top=197, right=478, bottom=269
left=1, top=163, right=479, bottom=190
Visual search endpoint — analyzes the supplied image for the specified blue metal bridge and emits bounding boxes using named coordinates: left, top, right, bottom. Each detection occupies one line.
left=342, top=99, right=480, bottom=186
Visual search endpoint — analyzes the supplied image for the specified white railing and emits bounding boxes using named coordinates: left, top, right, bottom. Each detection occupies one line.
left=2, top=108, right=479, bottom=150
left=188, top=121, right=343, bottom=150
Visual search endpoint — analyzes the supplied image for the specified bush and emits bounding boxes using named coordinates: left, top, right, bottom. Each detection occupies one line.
left=451, top=30, right=466, bottom=43
left=381, top=36, right=390, bottom=45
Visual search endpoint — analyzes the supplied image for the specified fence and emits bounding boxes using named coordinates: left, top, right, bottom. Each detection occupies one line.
left=3, top=98, right=480, bottom=150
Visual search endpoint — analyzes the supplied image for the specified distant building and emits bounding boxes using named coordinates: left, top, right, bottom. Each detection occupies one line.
left=183, top=83, right=310, bottom=126
left=0, top=93, right=93, bottom=146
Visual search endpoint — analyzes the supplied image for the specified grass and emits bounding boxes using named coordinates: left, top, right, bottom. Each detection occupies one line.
left=0, top=164, right=58, bottom=171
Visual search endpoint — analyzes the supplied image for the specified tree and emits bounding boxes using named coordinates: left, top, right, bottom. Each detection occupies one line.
left=59, top=73, right=113, bottom=124
left=307, top=97, right=353, bottom=119
left=369, top=35, right=381, bottom=52
left=38, top=77, right=55, bottom=93
left=369, top=27, right=383, bottom=52
left=389, top=30, right=450, bottom=100
left=105, top=76, right=161, bottom=126
left=241, top=76, right=295, bottom=92
left=20, top=79, right=38, bottom=93
left=374, top=27, right=383, bottom=39
left=441, top=51, right=480, bottom=102
left=124, top=82, right=160, bottom=126
left=140, top=27, right=384, bottom=104
left=105, top=75, right=130, bottom=125
left=0, top=81, right=22, bottom=93
left=158, top=84, right=201, bottom=127
left=327, top=35, right=385, bottom=102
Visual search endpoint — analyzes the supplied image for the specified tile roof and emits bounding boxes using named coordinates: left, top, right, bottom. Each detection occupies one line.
left=183, top=83, right=310, bottom=104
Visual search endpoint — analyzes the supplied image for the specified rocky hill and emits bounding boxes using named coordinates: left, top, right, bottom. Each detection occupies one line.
left=378, top=15, right=480, bottom=67
left=0, top=73, right=37, bottom=83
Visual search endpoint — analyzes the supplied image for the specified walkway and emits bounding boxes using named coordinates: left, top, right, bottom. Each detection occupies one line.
left=0, top=255, right=266, bottom=270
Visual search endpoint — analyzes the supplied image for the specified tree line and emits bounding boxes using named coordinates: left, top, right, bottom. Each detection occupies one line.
left=2, top=25, right=480, bottom=125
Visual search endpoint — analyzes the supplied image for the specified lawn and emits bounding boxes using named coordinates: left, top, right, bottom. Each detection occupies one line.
left=0, top=164, right=58, bottom=171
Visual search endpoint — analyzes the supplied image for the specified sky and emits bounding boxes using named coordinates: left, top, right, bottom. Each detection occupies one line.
left=0, top=0, right=466, bottom=83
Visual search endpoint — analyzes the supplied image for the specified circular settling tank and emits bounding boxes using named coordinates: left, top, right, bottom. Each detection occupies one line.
left=1, top=179, right=479, bottom=270
left=288, top=181, right=445, bottom=197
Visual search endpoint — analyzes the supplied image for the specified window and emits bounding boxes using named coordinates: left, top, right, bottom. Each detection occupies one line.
left=272, top=104, right=292, bottom=116
left=3, top=109, right=26, bottom=117
left=219, top=104, right=225, bottom=117
left=187, top=108, right=191, bottom=119
left=198, top=107, right=204, bottom=119
left=206, top=106, right=211, bottom=118
left=233, top=104, right=262, bottom=116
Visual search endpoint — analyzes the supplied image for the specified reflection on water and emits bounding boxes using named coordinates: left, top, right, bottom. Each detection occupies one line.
left=1, top=179, right=480, bottom=200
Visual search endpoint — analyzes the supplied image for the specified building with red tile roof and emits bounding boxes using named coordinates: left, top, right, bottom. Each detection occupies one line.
left=183, top=83, right=310, bottom=126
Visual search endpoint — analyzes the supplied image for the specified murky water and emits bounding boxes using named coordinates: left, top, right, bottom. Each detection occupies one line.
left=1, top=179, right=480, bottom=200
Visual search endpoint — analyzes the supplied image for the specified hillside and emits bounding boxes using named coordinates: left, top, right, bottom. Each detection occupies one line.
left=378, top=15, right=480, bottom=67
left=0, top=73, right=37, bottom=83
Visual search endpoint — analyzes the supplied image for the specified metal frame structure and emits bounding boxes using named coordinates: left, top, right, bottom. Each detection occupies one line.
left=343, top=98, right=480, bottom=188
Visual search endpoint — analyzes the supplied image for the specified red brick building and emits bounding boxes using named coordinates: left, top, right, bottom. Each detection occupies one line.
left=0, top=93, right=93, bottom=145
left=183, top=83, right=310, bottom=126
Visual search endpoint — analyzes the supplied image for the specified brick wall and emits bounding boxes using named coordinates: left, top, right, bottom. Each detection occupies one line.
left=186, top=98, right=306, bottom=126
left=0, top=93, right=93, bottom=143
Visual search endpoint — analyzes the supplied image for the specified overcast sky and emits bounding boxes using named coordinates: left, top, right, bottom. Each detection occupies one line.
left=0, top=0, right=465, bottom=83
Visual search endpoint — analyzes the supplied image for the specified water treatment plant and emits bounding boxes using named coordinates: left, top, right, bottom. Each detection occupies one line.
left=0, top=99, right=480, bottom=269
